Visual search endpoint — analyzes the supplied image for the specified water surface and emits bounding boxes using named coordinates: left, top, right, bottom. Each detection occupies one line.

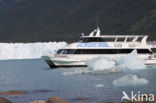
left=0, top=59, right=155, bottom=103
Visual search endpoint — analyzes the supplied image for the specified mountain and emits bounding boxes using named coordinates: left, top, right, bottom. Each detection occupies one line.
left=0, top=0, right=19, bottom=14
left=0, top=0, right=156, bottom=42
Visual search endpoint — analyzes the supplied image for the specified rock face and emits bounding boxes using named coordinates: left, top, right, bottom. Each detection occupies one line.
left=46, top=96, right=71, bottom=103
left=0, top=97, right=12, bottom=103
left=30, top=100, right=46, bottom=103
left=0, top=90, right=28, bottom=96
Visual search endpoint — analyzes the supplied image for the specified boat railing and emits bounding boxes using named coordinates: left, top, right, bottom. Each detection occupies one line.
left=128, top=44, right=137, bottom=47
left=114, top=43, right=122, bottom=47
left=147, top=41, right=156, bottom=45
left=114, top=42, right=139, bottom=47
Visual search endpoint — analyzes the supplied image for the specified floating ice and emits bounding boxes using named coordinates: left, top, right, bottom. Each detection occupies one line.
left=85, top=56, right=123, bottom=74
left=116, top=50, right=146, bottom=69
left=85, top=50, right=146, bottom=73
left=85, top=56, right=115, bottom=70
left=95, top=84, right=104, bottom=88
left=0, top=42, right=67, bottom=60
left=63, top=50, right=148, bottom=76
left=113, top=74, right=149, bottom=86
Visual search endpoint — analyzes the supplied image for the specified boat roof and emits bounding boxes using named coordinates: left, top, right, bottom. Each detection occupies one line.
left=82, top=35, right=148, bottom=38
left=79, top=27, right=149, bottom=44
left=81, top=27, right=148, bottom=38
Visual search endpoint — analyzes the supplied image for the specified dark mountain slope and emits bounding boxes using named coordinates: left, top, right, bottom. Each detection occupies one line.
left=0, top=0, right=156, bottom=42
left=56, top=0, right=156, bottom=40
left=0, top=0, right=86, bottom=42
left=0, top=0, right=19, bottom=14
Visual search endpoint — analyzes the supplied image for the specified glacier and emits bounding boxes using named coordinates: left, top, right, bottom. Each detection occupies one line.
left=0, top=42, right=67, bottom=60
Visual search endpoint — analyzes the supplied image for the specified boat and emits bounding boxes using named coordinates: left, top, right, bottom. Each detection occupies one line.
left=42, top=27, right=156, bottom=68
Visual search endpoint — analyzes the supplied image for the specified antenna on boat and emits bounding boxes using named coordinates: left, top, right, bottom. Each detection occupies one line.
left=96, top=16, right=99, bottom=29
left=95, top=16, right=100, bottom=36
left=89, top=15, right=101, bottom=37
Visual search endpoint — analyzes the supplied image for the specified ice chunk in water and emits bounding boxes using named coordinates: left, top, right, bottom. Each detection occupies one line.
left=95, top=84, right=104, bottom=88
left=85, top=56, right=115, bottom=71
left=85, top=50, right=146, bottom=73
left=113, top=74, right=149, bottom=86
left=85, top=56, right=123, bottom=74
left=116, top=50, right=146, bottom=69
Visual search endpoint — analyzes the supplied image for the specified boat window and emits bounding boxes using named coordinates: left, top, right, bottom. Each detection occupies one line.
left=137, top=37, right=143, bottom=42
left=86, top=38, right=104, bottom=42
left=57, top=49, right=76, bottom=54
left=116, top=38, right=125, bottom=42
left=151, top=48, right=156, bottom=53
left=57, top=49, right=63, bottom=54
left=126, top=37, right=134, bottom=42
left=78, top=38, right=84, bottom=43
left=62, top=50, right=68, bottom=54
left=103, top=38, right=115, bottom=42
left=57, top=49, right=151, bottom=54
left=137, top=49, right=151, bottom=54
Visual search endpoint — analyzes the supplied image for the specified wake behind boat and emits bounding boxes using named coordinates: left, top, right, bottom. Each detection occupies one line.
left=42, top=28, right=156, bottom=68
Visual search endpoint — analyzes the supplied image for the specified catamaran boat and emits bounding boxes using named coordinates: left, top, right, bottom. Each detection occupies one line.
left=42, top=28, right=156, bottom=67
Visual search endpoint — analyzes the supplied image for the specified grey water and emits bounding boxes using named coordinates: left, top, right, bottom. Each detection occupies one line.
left=0, top=59, right=156, bottom=103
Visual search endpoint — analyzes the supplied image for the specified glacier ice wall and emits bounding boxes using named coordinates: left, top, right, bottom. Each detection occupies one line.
left=0, top=42, right=67, bottom=60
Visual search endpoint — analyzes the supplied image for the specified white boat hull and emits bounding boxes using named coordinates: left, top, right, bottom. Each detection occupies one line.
left=42, top=54, right=156, bottom=68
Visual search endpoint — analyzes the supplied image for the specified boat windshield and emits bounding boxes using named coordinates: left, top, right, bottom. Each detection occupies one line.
left=57, top=49, right=76, bottom=54
left=78, top=37, right=115, bottom=43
